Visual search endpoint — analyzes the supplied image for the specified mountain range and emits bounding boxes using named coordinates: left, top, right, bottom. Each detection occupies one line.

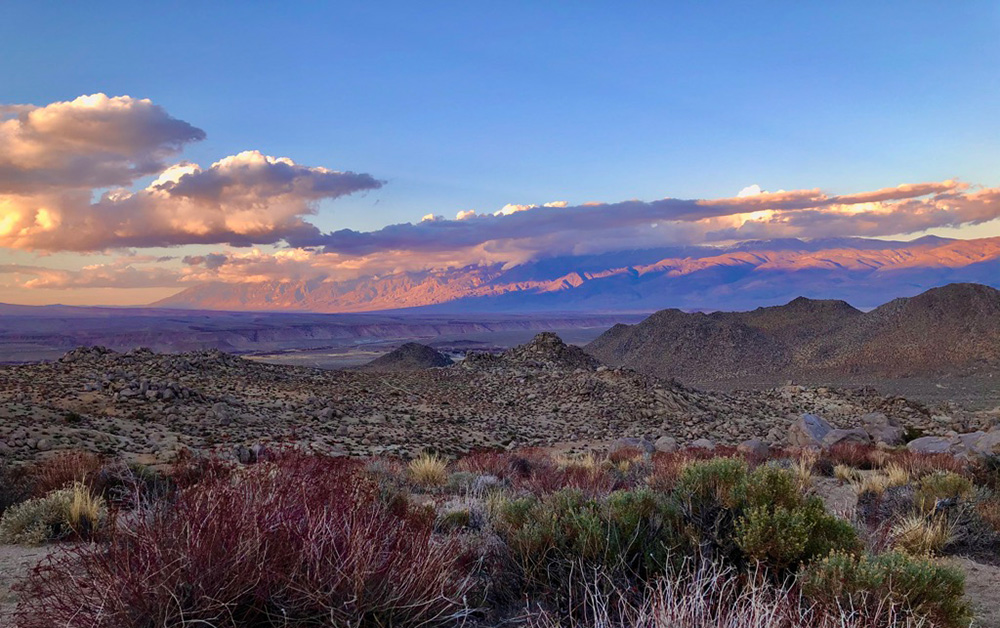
left=585, top=282, right=1000, bottom=385
left=153, top=236, right=1000, bottom=313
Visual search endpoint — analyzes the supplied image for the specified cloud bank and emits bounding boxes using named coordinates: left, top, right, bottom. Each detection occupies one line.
left=1, top=93, right=1000, bottom=299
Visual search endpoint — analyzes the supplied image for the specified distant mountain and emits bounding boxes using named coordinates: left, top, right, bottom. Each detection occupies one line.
left=153, top=236, right=1000, bottom=313
left=357, top=342, right=454, bottom=372
left=586, top=283, right=1000, bottom=384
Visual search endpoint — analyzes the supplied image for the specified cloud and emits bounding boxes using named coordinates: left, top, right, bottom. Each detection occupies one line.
left=287, top=180, right=1000, bottom=260
left=0, top=94, right=205, bottom=192
left=0, top=95, right=382, bottom=252
left=0, top=261, right=183, bottom=290
left=0, top=150, right=381, bottom=251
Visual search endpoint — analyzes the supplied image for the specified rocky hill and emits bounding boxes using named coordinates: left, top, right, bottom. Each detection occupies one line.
left=357, top=343, right=454, bottom=371
left=586, top=283, right=1000, bottom=384
left=1, top=335, right=980, bottom=465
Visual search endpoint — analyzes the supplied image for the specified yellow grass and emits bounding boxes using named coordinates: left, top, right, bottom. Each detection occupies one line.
left=833, top=465, right=858, bottom=483
left=408, top=453, right=449, bottom=487
left=68, top=482, right=104, bottom=535
left=852, top=473, right=890, bottom=496
left=553, top=452, right=598, bottom=471
left=892, top=513, right=953, bottom=556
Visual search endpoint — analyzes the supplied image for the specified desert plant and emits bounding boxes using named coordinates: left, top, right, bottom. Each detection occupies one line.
left=15, top=454, right=479, bottom=628
left=31, top=450, right=102, bottom=494
left=891, top=513, right=954, bottom=556
left=833, top=464, right=859, bottom=482
left=0, top=482, right=104, bottom=545
left=408, top=452, right=449, bottom=487
left=490, top=487, right=686, bottom=612
left=914, top=471, right=973, bottom=514
left=0, top=461, right=33, bottom=516
left=800, top=551, right=971, bottom=628
left=526, top=559, right=927, bottom=628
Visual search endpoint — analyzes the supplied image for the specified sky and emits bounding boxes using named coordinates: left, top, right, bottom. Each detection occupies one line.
left=0, top=1, right=999, bottom=306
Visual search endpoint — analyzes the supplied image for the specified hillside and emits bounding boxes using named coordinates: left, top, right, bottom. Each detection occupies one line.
left=586, top=283, right=1000, bottom=384
left=357, top=342, right=454, bottom=371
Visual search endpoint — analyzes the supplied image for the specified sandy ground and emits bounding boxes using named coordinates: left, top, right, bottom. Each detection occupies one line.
left=943, top=556, right=1000, bottom=628
left=0, top=545, right=53, bottom=628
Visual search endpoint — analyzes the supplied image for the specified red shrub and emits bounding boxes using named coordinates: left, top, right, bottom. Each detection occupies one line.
left=607, top=445, right=645, bottom=464
left=826, top=443, right=879, bottom=469
left=16, top=453, right=480, bottom=628
left=455, top=449, right=519, bottom=479
left=30, top=450, right=103, bottom=494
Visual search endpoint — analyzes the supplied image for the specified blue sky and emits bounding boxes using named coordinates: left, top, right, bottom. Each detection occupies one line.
left=3, top=2, right=998, bottom=231
left=1, top=2, right=999, bottom=305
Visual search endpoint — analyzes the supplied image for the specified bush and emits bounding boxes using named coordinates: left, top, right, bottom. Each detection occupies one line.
left=0, top=461, right=33, bottom=516
left=15, top=454, right=479, bottom=628
left=31, top=450, right=103, bottom=494
left=735, top=465, right=859, bottom=571
left=490, top=488, right=686, bottom=611
left=915, top=471, right=973, bottom=514
left=800, top=551, right=971, bottom=628
left=0, top=482, right=105, bottom=545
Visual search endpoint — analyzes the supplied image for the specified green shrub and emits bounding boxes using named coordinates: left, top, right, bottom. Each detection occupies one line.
left=0, top=484, right=106, bottom=545
left=674, top=461, right=859, bottom=572
left=735, top=466, right=859, bottom=571
left=490, top=488, right=686, bottom=609
left=915, top=471, right=973, bottom=514
left=800, top=551, right=971, bottom=628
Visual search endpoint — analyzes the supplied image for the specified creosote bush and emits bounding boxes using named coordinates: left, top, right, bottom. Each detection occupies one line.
left=801, top=551, right=971, bottom=628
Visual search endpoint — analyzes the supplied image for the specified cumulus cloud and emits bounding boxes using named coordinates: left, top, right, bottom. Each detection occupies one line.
left=0, top=94, right=205, bottom=192
left=0, top=95, right=382, bottom=252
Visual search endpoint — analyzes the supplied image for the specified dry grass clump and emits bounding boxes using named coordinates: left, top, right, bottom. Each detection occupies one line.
left=553, top=451, right=599, bottom=471
left=408, top=452, right=449, bottom=487
left=833, top=464, right=858, bottom=483
left=852, top=472, right=890, bottom=497
left=792, top=450, right=817, bottom=492
left=891, top=513, right=954, bottom=556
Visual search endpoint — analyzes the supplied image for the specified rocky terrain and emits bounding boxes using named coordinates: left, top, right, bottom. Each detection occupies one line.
left=587, top=283, right=1000, bottom=386
left=0, top=333, right=992, bottom=465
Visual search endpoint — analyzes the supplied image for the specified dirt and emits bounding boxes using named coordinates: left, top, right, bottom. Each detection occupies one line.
left=942, top=556, right=1000, bottom=628
left=0, top=544, right=52, bottom=628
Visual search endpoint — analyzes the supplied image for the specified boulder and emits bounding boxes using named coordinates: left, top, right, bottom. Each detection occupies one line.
left=907, top=436, right=959, bottom=455
left=689, top=438, right=716, bottom=451
left=822, top=428, right=871, bottom=449
left=737, top=438, right=769, bottom=458
left=861, top=412, right=904, bottom=446
left=609, top=437, right=655, bottom=457
left=654, top=435, right=679, bottom=453
left=788, top=414, right=833, bottom=448
left=973, top=431, right=1000, bottom=456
